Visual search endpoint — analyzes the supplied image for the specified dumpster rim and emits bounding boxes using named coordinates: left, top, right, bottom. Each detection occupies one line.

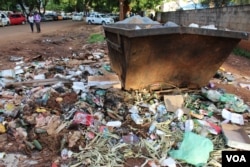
left=103, top=25, right=249, bottom=40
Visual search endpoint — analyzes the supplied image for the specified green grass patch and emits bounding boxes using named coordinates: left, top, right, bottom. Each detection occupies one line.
left=87, top=33, right=105, bottom=43
left=233, top=47, right=250, bottom=58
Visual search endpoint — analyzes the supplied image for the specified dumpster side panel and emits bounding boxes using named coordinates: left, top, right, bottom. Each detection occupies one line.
left=123, top=34, right=240, bottom=90
left=104, top=26, right=243, bottom=90
left=105, top=31, right=127, bottom=88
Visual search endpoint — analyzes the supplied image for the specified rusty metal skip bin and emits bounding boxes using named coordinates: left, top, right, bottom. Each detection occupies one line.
left=103, top=24, right=249, bottom=90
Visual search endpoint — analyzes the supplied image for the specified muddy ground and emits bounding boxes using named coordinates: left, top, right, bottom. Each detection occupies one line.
left=0, top=21, right=250, bottom=166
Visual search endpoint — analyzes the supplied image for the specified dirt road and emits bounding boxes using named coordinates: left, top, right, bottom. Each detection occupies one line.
left=0, top=20, right=84, bottom=44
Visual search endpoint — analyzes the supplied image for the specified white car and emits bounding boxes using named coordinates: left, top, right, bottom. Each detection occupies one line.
left=86, top=14, right=114, bottom=25
left=0, top=12, right=10, bottom=26
left=72, top=13, right=83, bottom=21
left=106, top=13, right=119, bottom=22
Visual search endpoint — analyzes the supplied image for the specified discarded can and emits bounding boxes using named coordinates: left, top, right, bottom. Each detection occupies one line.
left=73, top=111, right=94, bottom=126
left=131, top=113, right=143, bottom=124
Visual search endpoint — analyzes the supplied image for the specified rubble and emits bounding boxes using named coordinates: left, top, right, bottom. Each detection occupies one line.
left=0, top=21, right=250, bottom=167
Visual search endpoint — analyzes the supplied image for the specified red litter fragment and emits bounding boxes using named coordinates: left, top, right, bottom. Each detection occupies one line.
left=73, top=111, right=94, bottom=126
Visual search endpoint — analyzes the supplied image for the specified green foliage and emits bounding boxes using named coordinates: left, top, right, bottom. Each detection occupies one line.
left=87, top=33, right=105, bottom=44
left=200, top=0, right=250, bottom=7
left=1, top=0, right=249, bottom=16
left=130, top=0, right=162, bottom=12
left=233, top=47, right=250, bottom=58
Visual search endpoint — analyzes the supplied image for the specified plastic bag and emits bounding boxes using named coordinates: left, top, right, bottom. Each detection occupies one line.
left=220, top=93, right=249, bottom=113
left=169, top=132, right=213, bottom=166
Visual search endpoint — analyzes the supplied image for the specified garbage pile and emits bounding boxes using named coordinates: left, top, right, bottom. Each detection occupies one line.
left=0, top=19, right=250, bottom=167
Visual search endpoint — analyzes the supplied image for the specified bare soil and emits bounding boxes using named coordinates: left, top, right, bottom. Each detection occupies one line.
left=0, top=21, right=250, bottom=166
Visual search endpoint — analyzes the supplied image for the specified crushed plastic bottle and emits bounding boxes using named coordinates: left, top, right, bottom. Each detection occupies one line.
left=148, top=121, right=157, bottom=134
left=131, top=113, right=143, bottom=124
left=157, top=104, right=167, bottom=116
left=175, top=108, right=184, bottom=120
left=129, top=105, right=139, bottom=114
left=185, top=119, right=194, bottom=132
left=201, top=88, right=221, bottom=102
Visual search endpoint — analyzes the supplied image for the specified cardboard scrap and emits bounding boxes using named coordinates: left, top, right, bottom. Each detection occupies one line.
left=164, top=95, right=184, bottom=112
left=239, top=83, right=250, bottom=90
left=66, top=59, right=96, bottom=67
left=221, top=124, right=250, bottom=150
left=88, top=74, right=121, bottom=89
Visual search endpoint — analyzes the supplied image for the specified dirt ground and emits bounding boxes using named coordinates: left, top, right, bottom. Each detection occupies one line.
left=0, top=21, right=250, bottom=166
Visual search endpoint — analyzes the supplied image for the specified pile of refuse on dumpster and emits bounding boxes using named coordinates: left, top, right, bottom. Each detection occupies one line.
left=0, top=16, right=250, bottom=167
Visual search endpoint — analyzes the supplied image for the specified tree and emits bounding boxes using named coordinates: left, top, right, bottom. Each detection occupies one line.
left=129, top=0, right=162, bottom=13
left=200, top=0, right=249, bottom=7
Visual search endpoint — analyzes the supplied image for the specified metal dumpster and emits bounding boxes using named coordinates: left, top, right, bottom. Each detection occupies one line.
left=103, top=24, right=249, bottom=90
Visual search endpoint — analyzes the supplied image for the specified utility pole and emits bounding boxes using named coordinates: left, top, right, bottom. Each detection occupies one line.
left=119, top=0, right=124, bottom=21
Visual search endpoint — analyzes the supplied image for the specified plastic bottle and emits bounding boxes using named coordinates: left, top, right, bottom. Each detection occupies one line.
left=185, top=119, right=194, bottom=132
left=175, top=108, right=184, bottom=120
left=148, top=121, right=157, bottom=134
left=131, top=113, right=143, bottom=124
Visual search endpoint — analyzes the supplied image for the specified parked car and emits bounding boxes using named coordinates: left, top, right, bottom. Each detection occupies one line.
left=41, top=14, right=53, bottom=22
left=106, top=13, right=119, bottom=22
left=0, top=12, right=10, bottom=26
left=45, top=13, right=58, bottom=21
left=72, top=13, right=83, bottom=21
left=86, top=14, right=114, bottom=25
left=8, top=13, right=26, bottom=25
left=62, top=13, right=72, bottom=20
left=57, top=14, right=63, bottom=20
